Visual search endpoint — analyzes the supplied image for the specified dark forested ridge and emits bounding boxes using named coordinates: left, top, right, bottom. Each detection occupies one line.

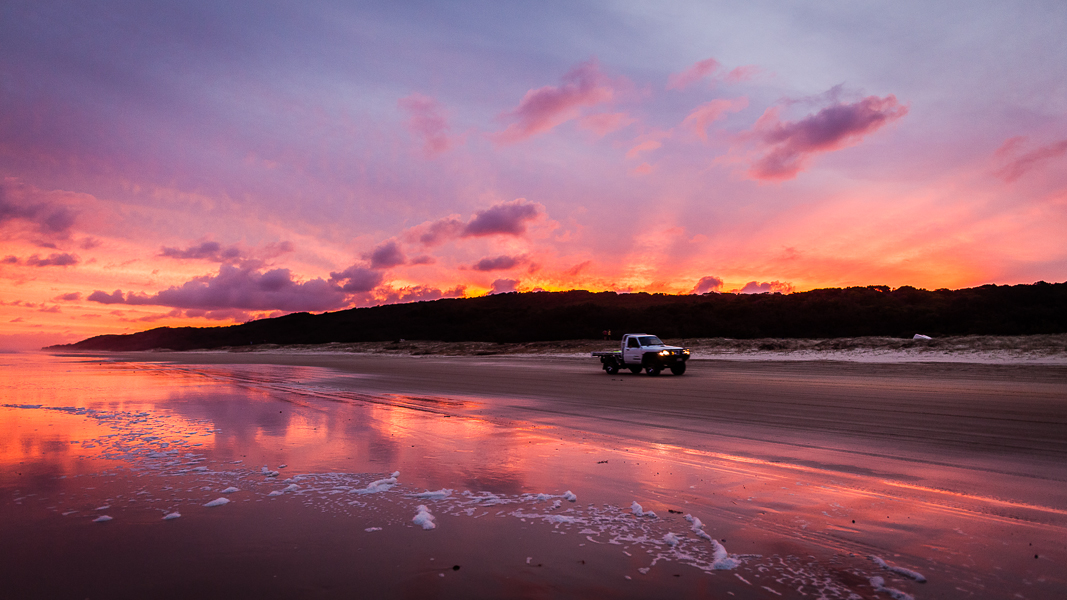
left=51, top=282, right=1067, bottom=351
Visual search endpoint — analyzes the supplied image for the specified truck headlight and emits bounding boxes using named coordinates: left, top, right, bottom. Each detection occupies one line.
left=659, top=350, right=670, bottom=356
left=683, top=349, right=690, bottom=355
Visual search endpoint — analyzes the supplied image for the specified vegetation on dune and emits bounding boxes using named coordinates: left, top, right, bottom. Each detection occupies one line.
left=51, top=282, right=1067, bottom=352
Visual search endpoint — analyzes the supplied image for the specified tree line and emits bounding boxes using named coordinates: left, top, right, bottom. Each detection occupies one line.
left=54, top=282, right=1067, bottom=351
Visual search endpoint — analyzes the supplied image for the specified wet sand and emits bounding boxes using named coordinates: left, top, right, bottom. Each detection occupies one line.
left=3, top=352, right=1066, bottom=599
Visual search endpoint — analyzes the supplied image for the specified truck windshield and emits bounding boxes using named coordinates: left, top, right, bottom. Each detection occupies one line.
left=637, top=336, right=663, bottom=346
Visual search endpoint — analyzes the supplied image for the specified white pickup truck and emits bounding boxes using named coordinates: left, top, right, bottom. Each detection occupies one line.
left=591, top=333, right=691, bottom=376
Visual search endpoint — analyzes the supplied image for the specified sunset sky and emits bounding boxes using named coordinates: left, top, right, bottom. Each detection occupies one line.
left=2, top=1, right=1066, bottom=350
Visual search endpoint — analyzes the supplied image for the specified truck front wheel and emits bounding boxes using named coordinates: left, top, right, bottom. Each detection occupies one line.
left=670, top=362, right=687, bottom=375
left=646, top=366, right=661, bottom=376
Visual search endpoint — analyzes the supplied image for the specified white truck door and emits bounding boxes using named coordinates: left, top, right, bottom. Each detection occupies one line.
left=623, top=336, right=642, bottom=364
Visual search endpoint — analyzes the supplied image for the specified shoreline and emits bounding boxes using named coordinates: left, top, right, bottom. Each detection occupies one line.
left=47, top=333, right=1067, bottom=365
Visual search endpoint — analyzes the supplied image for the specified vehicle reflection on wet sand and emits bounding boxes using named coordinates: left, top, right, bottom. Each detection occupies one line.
left=1, top=353, right=1064, bottom=599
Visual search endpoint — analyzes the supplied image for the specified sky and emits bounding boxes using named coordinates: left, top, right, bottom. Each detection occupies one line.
left=2, top=0, right=1066, bottom=350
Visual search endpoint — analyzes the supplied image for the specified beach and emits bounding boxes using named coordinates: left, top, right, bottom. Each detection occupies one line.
left=2, top=350, right=1065, bottom=598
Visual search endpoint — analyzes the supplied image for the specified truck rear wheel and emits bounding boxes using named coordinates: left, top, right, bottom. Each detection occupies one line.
left=670, top=362, right=686, bottom=375
left=605, top=364, right=619, bottom=374
left=646, top=366, right=661, bottom=376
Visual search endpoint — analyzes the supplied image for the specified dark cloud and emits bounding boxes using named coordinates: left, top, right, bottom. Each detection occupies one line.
left=471, top=254, right=525, bottom=271
left=736, top=280, right=794, bottom=294
left=159, top=240, right=295, bottom=265
left=160, top=241, right=242, bottom=262
left=56, top=292, right=81, bottom=301
left=364, top=240, right=406, bottom=269
left=0, top=183, right=78, bottom=235
left=490, top=278, right=520, bottom=294
left=87, top=290, right=128, bottom=305
left=691, top=276, right=724, bottom=294
left=748, top=94, right=907, bottom=180
left=1, top=256, right=18, bottom=264
left=18, top=253, right=80, bottom=267
left=462, top=199, right=543, bottom=237
left=409, top=255, right=436, bottom=265
left=328, top=265, right=385, bottom=293
left=995, top=138, right=1067, bottom=182
left=404, top=199, right=545, bottom=248
left=89, top=265, right=351, bottom=311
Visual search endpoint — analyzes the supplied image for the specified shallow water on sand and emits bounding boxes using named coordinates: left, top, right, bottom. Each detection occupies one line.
left=1, top=353, right=1064, bottom=599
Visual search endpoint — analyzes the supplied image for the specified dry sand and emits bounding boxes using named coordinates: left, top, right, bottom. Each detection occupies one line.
left=201, top=333, right=1067, bottom=363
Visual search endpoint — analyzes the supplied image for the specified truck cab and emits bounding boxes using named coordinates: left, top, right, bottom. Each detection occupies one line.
left=592, top=333, right=690, bottom=376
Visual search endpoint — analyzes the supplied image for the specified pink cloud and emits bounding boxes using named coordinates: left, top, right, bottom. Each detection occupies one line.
left=494, top=59, right=613, bottom=144
left=398, top=93, right=453, bottom=157
left=629, top=162, right=654, bottom=176
left=733, top=280, right=794, bottom=294
left=682, top=97, right=749, bottom=141
left=578, top=112, right=635, bottom=137
left=994, top=137, right=1067, bottom=182
left=667, top=58, right=721, bottom=90
left=374, top=284, right=466, bottom=305
left=746, top=94, right=908, bottom=181
left=691, top=276, right=724, bottom=294
left=625, top=140, right=662, bottom=159
left=724, top=65, right=760, bottom=83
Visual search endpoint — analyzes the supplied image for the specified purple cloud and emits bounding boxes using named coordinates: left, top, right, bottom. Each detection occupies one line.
left=88, top=265, right=351, bottom=311
left=56, top=292, right=81, bottom=301
left=462, top=199, right=542, bottom=237
left=747, top=94, right=908, bottom=180
left=490, top=278, right=520, bottom=294
left=0, top=184, right=77, bottom=235
left=159, top=240, right=294, bottom=263
left=405, top=199, right=544, bottom=247
left=160, top=241, right=241, bottom=262
left=328, top=265, right=385, bottom=293
left=691, top=276, right=724, bottom=294
left=471, top=255, right=524, bottom=271
left=364, top=240, right=406, bottom=269
left=20, top=253, right=79, bottom=267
